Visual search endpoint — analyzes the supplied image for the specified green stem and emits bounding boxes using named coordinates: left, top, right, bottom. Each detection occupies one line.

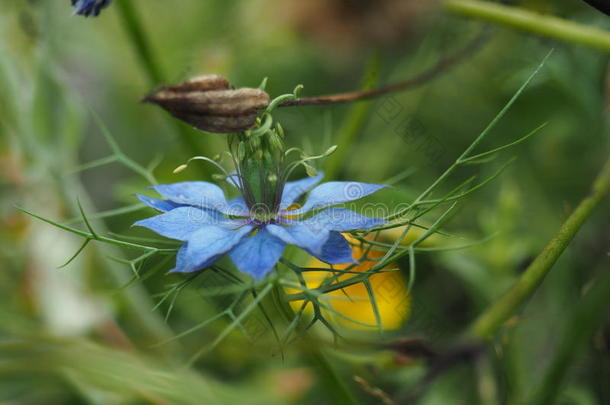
left=114, top=0, right=163, bottom=84
left=469, top=155, right=610, bottom=339
left=445, top=0, right=610, bottom=53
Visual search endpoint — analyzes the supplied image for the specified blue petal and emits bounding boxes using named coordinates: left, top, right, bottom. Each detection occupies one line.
left=152, top=181, right=247, bottom=216
left=312, top=232, right=355, bottom=264
left=185, top=225, right=254, bottom=269
left=229, top=228, right=285, bottom=279
left=227, top=196, right=248, bottom=213
left=133, top=206, right=235, bottom=241
left=137, top=194, right=183, bottom=212
left=172, top=244, right=190, bottom=272
left=289, top=181, right=388, bottom=215
left=170, top=243, right=223, bottom=273
left=304, top=208, right=386, bottom=231
left=279, top=172, right=324, bottom=210
left=266, top=222, right=330, bottom=256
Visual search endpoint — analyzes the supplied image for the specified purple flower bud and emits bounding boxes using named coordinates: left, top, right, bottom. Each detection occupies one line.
left=71, top=0, right=112, bottom=17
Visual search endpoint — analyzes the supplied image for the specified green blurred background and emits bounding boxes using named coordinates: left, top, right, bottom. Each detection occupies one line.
left=0, top=0, right=609, bottom=404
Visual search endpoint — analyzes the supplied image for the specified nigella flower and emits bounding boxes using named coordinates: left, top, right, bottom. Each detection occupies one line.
left=134, top=173, right=387, bottom=280
left=71, top=0, right=112, bottom=17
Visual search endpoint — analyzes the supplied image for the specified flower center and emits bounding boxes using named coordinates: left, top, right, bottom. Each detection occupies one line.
left=251, top=210, right=277, bottom=223
left=248, top=203, right=279, bottom=225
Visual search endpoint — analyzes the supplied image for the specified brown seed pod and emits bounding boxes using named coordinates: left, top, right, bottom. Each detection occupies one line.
left=142, top=74, right=270, bottom=133
left=162, top=74, right=231, bottom=92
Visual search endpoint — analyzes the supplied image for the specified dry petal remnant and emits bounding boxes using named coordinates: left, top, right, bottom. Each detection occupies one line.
left=143, top=74, right=270, bottom=133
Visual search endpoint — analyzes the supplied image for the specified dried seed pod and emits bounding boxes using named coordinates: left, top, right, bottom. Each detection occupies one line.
left=162, top=74, right=230, bottom=92
left=142, top=75, right=270, bottom=133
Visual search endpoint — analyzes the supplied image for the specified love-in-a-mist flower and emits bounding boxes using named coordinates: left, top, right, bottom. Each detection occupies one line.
left=71, top=0, right=112, bottom=17
left=134, top=131, right=387, bottom=279
left=135, top=173, right=387, bottom=280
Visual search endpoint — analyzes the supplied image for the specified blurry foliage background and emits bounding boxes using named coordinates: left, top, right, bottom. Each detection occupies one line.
left=0, top=0, right=609, bottom=404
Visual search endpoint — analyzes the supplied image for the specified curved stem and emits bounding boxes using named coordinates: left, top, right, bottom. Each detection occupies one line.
left=279, top=27, right=491, bottom=108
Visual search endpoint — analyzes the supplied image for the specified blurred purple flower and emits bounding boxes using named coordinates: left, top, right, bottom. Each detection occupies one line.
left=71, top=0, right=112, bottom=17
left=134, top=173, right=386, bottom=280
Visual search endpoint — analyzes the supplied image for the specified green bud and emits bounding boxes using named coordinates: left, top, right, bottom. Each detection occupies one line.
left=269, top=133, right=284, bottom=152
left=173, top=164, right=188, bottom=174
left=258, top=77, right=268, bottom=91
left=304, top=163, right=318, bottom=177
left=324, top=145, right=338, bottom=156
left=237, top=142, right=246, bottom=161
left=250, top=135, right=261, bottom=151
left=275, top=122, right=285, bottom=138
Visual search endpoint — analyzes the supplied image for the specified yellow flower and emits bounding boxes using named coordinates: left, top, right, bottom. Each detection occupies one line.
left=380, top=225, right=442, bottom=248
left=289, top=232, right=413, bottom=330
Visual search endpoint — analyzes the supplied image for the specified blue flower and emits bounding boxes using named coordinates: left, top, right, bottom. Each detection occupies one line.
left=134, top=173, right=387, bottom=280
left=71, top=0, right=112, bottom=17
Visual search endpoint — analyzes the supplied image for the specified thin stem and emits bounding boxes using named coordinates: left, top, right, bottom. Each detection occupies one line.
left=468, top=155, right=610, bottom=339
left=385, top=52, right=549, bottom=223
left=279, top=27, right=491, bottom=108
left=114, top=1, right=163, bottom=84
left=445, top=0, right=610, bottom=53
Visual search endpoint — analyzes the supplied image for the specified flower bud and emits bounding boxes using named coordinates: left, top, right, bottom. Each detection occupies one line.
left=172, top=164, right=188, bottom=174
left=304, top=164, right=318, bottom=177
left=269, top=133, right=284, bottom=153
left=142, top=74, right=270, bottom=133
left=72, top=0, right=112, bottom=17
left=249, top=135, right=261, bottom=152
left=324, top=145, right=338, bottom=156
left=236, top=142, right=246, bottom=161
left=275, top=122, right=285, bottom=138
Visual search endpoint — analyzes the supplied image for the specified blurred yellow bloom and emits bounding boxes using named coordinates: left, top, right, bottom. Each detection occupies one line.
left=380, top=225, right=442, bottom=248
left=289, top=231, right=416, bottom=330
